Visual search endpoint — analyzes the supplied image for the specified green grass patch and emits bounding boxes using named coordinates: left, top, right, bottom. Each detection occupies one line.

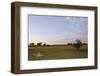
left=28, top=45, right=88, bottom=61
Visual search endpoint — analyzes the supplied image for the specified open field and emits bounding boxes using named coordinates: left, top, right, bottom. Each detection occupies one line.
left=28, top=45, right=88, bottom=61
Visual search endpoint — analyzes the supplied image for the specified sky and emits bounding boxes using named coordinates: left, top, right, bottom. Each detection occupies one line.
left=28, top=15, right=88, bottom=45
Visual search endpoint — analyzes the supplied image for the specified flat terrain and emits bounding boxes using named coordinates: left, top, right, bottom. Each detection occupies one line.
left=28, top=45, right=88, bottom=61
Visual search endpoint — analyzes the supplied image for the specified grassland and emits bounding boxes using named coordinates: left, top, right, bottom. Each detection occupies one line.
left=28, top=45, right=88, bottom=61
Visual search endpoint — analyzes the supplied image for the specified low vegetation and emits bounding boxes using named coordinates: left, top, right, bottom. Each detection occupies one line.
left=28, top=45, right=88, bottom=61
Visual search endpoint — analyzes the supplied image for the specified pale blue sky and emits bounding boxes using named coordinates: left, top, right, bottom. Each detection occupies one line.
left=29, top=15, right=88, bottom=45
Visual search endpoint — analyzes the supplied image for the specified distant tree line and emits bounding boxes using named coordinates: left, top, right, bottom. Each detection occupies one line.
left=29, top=40, right=87, bottom=50
left=67, top=43, right=87, bottom=46
left=29, top=42, right=50, bottom=47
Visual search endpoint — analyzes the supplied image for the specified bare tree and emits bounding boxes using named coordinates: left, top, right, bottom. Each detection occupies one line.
left=73, top=40, right=82, bottom=50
